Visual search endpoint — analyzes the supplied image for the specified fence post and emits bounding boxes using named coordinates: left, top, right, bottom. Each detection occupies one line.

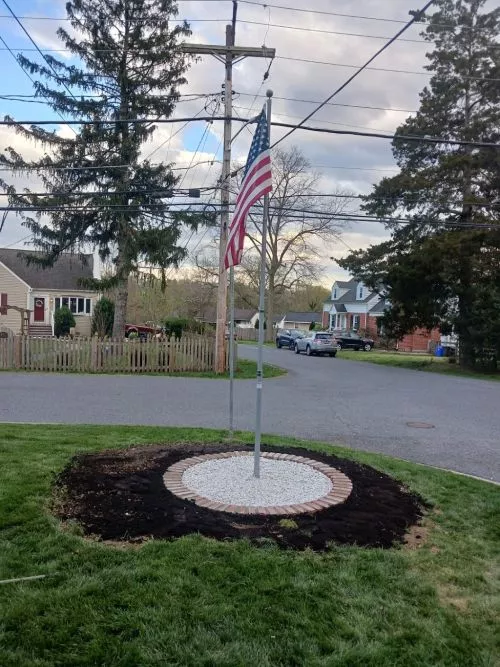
left=14, top=335, right=22, bottom=369
left=91, top=335, right=98, bottom=372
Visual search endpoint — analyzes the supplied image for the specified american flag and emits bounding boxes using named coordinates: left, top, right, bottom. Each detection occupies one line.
left=224, top=108, right=272, bottom=269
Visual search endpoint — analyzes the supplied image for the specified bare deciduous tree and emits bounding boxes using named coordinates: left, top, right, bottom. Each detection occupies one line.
left=242, top=147, right=351, bottom=339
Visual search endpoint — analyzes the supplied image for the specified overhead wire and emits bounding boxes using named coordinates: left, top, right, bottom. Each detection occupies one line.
left=271, top=0, right=438, bottom=149
left=236, top=0, right=484, bottom=31
left=0, top=33, right=77, bottom=134
left=1, top=115, right=498, bottom=148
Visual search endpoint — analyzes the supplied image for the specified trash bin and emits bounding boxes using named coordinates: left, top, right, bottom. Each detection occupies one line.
left=435, top=345, right=444, bottom=357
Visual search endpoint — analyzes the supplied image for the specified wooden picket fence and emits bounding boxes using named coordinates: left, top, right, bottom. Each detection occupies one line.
left=235, top=327, right=259, bottom=341
left=0, top=334, right=231, bottom=374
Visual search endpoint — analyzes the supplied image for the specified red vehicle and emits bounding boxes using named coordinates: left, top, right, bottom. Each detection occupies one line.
left=125, top=323, right=162, bottom=339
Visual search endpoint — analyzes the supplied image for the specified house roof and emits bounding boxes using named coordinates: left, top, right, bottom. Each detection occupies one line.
left=232, top=308, right=255, bottom=321
left=283, top=311, right=322, bottom=323
left=0, top=248, right=94, bottom=290
left=333, top=279, right=374, bottom=304
left=369, top=298, right=388, bottom=314
left=331, top=304, right=346, bottom=313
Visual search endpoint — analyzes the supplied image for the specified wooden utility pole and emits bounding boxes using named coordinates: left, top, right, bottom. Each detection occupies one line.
left=183, top=28, right=274, bottom=373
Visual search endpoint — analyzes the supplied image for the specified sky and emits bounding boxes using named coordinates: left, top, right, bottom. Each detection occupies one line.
left=0, top=0, right=439, bottom=286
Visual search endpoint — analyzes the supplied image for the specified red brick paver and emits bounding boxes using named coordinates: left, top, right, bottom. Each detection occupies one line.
left=163, top=451, right=353, bottom=516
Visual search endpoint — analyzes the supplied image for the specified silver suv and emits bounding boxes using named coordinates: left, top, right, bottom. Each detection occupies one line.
left=295, top=331, right=337, bottom=357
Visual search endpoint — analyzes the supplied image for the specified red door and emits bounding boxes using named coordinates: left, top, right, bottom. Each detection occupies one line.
left=33, top=298, right=45, bottom=322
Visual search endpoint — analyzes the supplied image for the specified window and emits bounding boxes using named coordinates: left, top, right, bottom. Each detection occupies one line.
left=353, top=315, right=361, bottom=330
left=358, top=286, right=363, bottom=300
left=333, top=287, right=338, bottom=299
left=55, top=296, right=92, bottom=315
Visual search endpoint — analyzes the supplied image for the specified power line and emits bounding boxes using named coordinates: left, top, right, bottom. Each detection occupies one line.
left=2, top=48, right=496, bottom=83
left=143, top=106, right=207, bottom=161
left=229, top=19, right=429, bottom=43
left=1, top=0, right=77, bottom=103
left=0, top=33, right=76, bottom=133
left=4, top=188, right=497, bottom=210
left=234, top=103, right=397, bottom=134
left=0, top=15, right=229, bottom=22
left=2, top=202, right=496, bottom=230
left=272, top=0, right=435, bottom=149
left=270, top=121, right=500, bottom=148
left=0, top=4, right=485, bottom=34
left=0, top=160, right=222, bottom=173
left=1, top=117, right=498, bottom=148
left=275, top=56, right=497, bottom=82
left=0, top=12, right=463, bottom=43
left=236, top=91, right=417, bottom=114
left=238, top=1, right=487, bottom=32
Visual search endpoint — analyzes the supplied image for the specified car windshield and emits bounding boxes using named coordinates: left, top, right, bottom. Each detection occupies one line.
left=315, top=333, right=332, bottom=340
left=291, top=331, right=303, bottom=338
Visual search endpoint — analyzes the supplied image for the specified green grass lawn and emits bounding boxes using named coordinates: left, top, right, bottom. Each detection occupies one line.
left=0, top=359, right=286, bottom=380
left=0, top=425, right=498, bottom=666
left=339, top=350, right=500, bottom=381
left=191, top=358, right=285, bottom=379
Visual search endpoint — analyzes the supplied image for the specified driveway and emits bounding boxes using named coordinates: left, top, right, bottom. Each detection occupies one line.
left=0, top=345, right=499, bottom=482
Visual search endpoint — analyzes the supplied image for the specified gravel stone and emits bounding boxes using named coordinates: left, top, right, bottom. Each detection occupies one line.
left=181, top=454, right=333, bottom=507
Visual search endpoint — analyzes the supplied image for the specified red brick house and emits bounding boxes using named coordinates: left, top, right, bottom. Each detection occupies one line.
left=322, top=279, right=440, bottom=353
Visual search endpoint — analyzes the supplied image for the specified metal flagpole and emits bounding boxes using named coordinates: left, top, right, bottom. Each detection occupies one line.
left=228, top=265, right=235, bottom=437
left=254, top=89, right=273, bottom=478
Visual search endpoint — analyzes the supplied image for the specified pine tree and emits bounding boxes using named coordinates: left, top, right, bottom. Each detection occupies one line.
left=0, top=0, right=205, bottom=337
left=339, top=0, right=500, bottom=370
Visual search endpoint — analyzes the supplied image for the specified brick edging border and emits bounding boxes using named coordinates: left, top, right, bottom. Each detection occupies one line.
left=163, top=451, right=353, bottom=516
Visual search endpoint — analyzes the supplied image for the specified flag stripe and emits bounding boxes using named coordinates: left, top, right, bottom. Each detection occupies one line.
left=226, top=180, right=272, bottom=255
left=224, top=110, right=272, bottom=270
left=232, top=156, right=272, bottom=219
left=228, top=170, right=273, bottom=244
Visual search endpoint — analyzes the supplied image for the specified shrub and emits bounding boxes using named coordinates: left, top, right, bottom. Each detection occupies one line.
left=91, top=297, right=114, bottom=337
left=163, top=318, right=205, bottom=339
left=54, top=306, right=75, bottom=337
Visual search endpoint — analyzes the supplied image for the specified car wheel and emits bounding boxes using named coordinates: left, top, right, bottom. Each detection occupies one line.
left=306, top=345, right=312, bottom=356
left=295, top=343, right=300, bottom=354
left=276, top=340, right=281, bottom=348
left=329, top=352, right=336, bottom=358
left=336, top=342, right=342, bottom=350
left=289, top=342, right=295, bottom=350
left=364, top=343, right=372, bottom=351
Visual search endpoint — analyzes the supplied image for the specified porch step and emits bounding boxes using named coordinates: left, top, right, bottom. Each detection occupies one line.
left=28, top=324, right=53, bottom=337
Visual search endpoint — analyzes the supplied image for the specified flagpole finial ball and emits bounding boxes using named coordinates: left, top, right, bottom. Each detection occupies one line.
left=266, top=89, right=273, bottom=98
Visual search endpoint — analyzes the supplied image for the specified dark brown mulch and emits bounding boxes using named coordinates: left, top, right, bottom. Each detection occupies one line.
left=53, top=443, right=426, bottom=551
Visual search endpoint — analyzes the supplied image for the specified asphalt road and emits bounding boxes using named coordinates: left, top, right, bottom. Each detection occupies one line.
left=1, top=345, right=499, bottom=482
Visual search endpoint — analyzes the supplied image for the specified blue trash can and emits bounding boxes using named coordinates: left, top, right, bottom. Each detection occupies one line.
left=435, top=345, right=444, bottom=357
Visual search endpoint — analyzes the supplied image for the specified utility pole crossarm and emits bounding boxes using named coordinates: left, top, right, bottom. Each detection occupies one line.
left=182, top=43, right=275, bottom=60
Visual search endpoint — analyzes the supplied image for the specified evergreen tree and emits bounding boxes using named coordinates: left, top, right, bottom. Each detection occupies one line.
left=339, top=0, right=500, bottom=370
left=92, top=297, right=115, bottom=337
left=0, top=0, right=206, bottom=337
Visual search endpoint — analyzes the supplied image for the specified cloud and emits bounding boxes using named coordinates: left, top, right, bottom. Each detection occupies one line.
left=0, top=0, right=436, bottom=281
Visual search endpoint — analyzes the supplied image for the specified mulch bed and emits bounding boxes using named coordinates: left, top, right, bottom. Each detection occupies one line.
left=53, top=443, right=426, bottom=551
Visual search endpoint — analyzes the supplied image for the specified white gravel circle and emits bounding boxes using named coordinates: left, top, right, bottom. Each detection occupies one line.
left=181, top=455, right=333, bottom=507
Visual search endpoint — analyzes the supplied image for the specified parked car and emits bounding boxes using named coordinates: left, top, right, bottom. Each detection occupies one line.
left=125, top=323, right=162, bottom=340
left=334, top=330, right=374, bottom=351
left=276, top=329, right=305, bottom=349
left=295, top=331, right=337, bottom=357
